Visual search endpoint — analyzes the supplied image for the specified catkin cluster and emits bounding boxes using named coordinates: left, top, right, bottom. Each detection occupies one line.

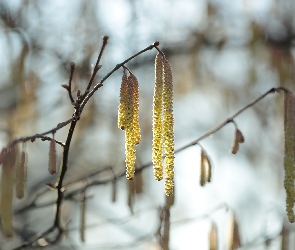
left=284, top=91, right=295, bottom=223
left=152, top=53, right=175, bottom=196
left=118, top=69, right=141, bottom=180
left=0, top=143, right=28, bottom=237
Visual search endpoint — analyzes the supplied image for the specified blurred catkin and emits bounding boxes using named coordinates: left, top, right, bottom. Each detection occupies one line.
left=209, top=222, right=218, bottom=250
left=200, top=149, right=207, bottom=186
left=80, top=191, right=86, bottom=242
left=227, top=213, right=241, bottom=250
left=16, top=144, right=28, bottom=199
left=153, top=53, right=164, bottom=181
left=49, top=139, right=57, bottom=175
left=1, top=146, right=16, bottom=237
left=284, top=91, right=295, bottom=223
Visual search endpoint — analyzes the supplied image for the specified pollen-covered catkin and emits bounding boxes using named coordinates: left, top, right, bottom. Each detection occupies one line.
left=163, top=58, right=175, bottom=196
left=49, top=138, right=57, bottom=175
left=1, top=146, right=16, bottom=237
left=118, top=70, right=128, bottom=130
left=284, top=91, right=295, bottom=223
left=125, top=76, right=136, bottom=180
left=129, top=73, right=141, bottom=145
left=152, top=53, right=164, bottom=181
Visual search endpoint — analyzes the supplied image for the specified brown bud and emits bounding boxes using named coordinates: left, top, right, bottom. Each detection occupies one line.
left=61, top=84, right=69, bottom=90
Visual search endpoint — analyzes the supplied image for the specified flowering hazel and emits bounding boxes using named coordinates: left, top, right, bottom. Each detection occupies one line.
left=152, top=53, right=164, bottom=181
left=118, top=70, right=128, bottom=131
left=163, top=58, right=175, bottom=196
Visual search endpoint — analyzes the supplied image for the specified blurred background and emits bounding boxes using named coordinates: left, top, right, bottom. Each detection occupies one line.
left=0, top=0, right=295, bottom=249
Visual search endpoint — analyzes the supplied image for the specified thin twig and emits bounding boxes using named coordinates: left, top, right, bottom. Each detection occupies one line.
left=79, top=42, right=159, bottom=112
left=15, top=87, right=288, bottom=212
left=82, top=36, right=109, bottom=100
left=68, top=62, right=76, bottom=104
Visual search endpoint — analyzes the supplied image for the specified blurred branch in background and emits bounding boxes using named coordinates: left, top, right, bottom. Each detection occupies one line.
left=0, top=0, right=295, bottom=249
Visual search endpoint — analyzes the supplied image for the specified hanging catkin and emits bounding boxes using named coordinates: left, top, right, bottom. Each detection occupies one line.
left=80, top=191, right=86, bottom=243
left=1, top=146, right=16, bottom=237
left=227, top=213, right=241, bottom=250
left=152, top=53, right=164, bottom=181
left=200, top=149, right=207, bottom=186
left=125, top=75, right=136, bottom=180
left=163, top=58, right=175, bottom=197
left=209, top=222, right=218, bottom=250
left=118, top=70, right=128, bottom=130
left=230, top=128, right=245, bottom=154
left=129, top=73, right=141, bottom=145
left=16, top=144, right=28, bottom=199
left=48, top=138, right=57, bottom=175
left=284, top=91, right=295, bottom=223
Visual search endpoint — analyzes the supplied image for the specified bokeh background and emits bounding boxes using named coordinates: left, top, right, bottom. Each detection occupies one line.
left=0, top=0, right=295, bottom=249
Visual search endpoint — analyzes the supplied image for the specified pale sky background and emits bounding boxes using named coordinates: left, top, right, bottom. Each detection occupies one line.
left=0, top=0, right=294, bottom=249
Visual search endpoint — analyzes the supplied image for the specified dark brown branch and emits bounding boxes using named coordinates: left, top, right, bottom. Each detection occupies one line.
left=67, top=62, right=75, bottom=104
left=10, top=116, right=77, bottom=147
left=79, top=42, right=159, bottom=112
left=82, top=36, right=109, bottom=100
left=14, top=87, right=288, bottom=213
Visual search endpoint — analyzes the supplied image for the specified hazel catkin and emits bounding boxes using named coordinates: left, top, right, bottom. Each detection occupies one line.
left=125, top=74, right=136, bottom=180
left=16, top=144, right=28, bottom=199
left=1, top=146, right=16, bottom=237
left=129, top=72, right=141, bottom=145
left=49, top=138, right=57, bottom=175
left=284, top=91, right=295, bottom=223
left=152, top=53, right=164, bottom=181
left=162, top=58, right=175, bottom=196
left=118, top=70, right=128, bottom=131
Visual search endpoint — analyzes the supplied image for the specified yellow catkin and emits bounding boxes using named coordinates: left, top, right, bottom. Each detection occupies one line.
left=284, top=91, right=295, bottom=223
left=118, top=70, right=128, bottom=130
left=129, top=72, right=141, bottom=145
left=152, top=53, right=164, bottom=181
left=227, top=213, right=241, bottom=250
left=209, top=222, right=218, bottom=250
left=80, top=191, right=86, bottom=243
left=125, top=76, right=136, bottom=180
left=16, top=144, right=28, bottom=199
left=49, top=139, right=57, bottom=175
left=200, top=149, right=206, bottom=186
left=1, top=146, right=16, bottom=237
left=163, top=57, right=175, bottom=196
